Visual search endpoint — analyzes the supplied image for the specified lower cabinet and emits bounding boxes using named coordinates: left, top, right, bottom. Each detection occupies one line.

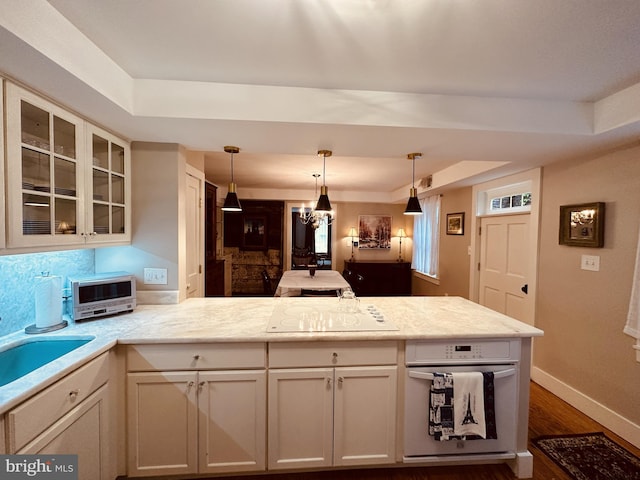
left=268, top=342, right=398, bottom=470
left=0, top=415, right=5, bottom=454
left=17, top=385, right=110, bottom=480
left=125, top=344, right=266, bottom=477
left=5, top=353, right=112, bottom=480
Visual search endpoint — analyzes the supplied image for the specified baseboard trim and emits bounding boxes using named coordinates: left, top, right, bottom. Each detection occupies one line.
left=531, top=367, right=640, bottom=449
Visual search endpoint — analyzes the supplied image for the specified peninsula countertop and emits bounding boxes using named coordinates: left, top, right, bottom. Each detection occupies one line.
left=0, top=296, right=542, bottom=412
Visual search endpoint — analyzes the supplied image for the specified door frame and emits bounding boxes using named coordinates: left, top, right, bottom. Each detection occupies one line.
left=469, top=168, right=541, bottom=324
left=185, top=164, right=205, bottom=298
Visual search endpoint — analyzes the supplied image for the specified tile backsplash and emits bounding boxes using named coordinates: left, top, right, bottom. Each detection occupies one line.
left=0, top=249, right=94, bottom=337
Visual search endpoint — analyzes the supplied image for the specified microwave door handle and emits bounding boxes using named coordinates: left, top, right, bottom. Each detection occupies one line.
left=408, top=368, right=516, bottom=381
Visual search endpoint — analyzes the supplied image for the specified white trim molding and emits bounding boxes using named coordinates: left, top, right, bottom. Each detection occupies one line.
left=531, top=367, right=640, bottom=449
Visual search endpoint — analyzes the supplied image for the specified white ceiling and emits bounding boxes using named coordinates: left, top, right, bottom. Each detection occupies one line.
left=2, top=0, right=640, bottom=202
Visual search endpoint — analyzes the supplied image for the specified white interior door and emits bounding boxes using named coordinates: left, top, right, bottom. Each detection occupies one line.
left=479, top=214, right=533, bottom=324
left=186, top=172, right=201, bottom=298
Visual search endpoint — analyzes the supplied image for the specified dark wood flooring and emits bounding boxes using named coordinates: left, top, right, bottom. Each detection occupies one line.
left=202, top=382, right=639, bottom=480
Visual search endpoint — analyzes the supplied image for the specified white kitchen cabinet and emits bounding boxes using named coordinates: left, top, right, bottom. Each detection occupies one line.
left=17, top=385, right=110, bottom=480
left=0, top=77, right=6, bottom=251
left=0, top=415, right=5, bottom=454
left=125, top=343, right=266, bottom=477
left=85, top=123, right=131, bottom=243
left=268, top=341, right=398, bottom=470
left=5, top=353, right=112, bottom=480
left=4, top=82, right=130, bottom=250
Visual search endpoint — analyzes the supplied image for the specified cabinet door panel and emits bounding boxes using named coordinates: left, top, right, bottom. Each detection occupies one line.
left=18, top=385, right=109, bottom=480
left=127, top=372, right=198, bottom=477
left=198, top=370, right=266, bottom=473
left=333, top=366, right=397, bottom=466
left=5, top=83, right=85, bottom=248
left=268, top=368, right=333, bottom=470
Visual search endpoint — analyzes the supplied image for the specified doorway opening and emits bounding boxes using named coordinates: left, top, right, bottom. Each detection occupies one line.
left=291, top=209, right=332, bottom=269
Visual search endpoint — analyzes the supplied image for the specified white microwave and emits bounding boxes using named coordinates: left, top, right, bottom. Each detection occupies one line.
left=67, top=271, right=136, bottom=321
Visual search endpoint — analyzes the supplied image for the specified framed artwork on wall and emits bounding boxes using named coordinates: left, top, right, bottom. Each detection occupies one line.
left=446, top=212, right=465, bottom=235
left=358, top=215, right=392, bottom=249
left=241, top=214, right=267, bottom=250
left=559, top=202, right=605, bottom=247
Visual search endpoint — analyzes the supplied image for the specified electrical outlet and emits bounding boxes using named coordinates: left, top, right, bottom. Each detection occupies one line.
left=144, top=268, right=168, bottom=284
left=580, top=255, right=600, bottom=272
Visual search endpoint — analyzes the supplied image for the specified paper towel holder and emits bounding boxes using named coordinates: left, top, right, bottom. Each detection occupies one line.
left=25, top=320, right=68, bottom=334
left=26, top=272, right=68, bottom=334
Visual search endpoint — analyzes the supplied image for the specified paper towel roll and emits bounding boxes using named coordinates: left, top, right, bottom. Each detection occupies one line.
left=35, top=274, right=63, bottom=328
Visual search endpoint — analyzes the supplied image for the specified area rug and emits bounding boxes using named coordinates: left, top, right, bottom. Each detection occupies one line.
left=533, top=432, right=640, bottom=480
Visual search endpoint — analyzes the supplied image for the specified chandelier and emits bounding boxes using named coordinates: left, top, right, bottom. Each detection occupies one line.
left=299, top=152, right=335, bottom=229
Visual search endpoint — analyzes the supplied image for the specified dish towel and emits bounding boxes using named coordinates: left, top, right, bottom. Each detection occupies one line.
left=429, top=372, right=497, bottom=441
left=624, top=220, right=640, bottom=339
left=452, top=372, right=486, bottom=438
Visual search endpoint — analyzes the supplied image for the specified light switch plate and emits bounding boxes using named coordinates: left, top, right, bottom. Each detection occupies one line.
left=144, top=267, right=168, bottom=284
left=581, top=255, right=600, bottom=272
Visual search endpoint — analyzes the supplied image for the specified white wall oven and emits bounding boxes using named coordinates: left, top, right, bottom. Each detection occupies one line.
left=404, top=339, right=520, bottom=460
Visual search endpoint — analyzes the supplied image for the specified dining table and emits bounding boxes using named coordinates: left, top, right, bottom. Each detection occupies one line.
left=274, top=269, right=351, bottom=297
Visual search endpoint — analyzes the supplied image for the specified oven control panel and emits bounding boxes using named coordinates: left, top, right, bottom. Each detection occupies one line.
left=405, top=339, right=521, bottom=364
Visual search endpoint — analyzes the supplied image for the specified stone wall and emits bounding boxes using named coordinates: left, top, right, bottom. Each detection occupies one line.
left=224, top=247, right=282, bottom=295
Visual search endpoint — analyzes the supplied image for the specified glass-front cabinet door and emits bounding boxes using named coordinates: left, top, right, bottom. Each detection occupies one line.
left=5, top=82, right=131, bottom=250
left=86, top=124, right=131, bottom=243
left=5, top=83, right=85, bottom=248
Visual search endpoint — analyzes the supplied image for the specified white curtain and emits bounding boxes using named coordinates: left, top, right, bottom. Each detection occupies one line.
left=624, top=220, right=640, bottom=339
left=411, top=195, right=441, bottom=277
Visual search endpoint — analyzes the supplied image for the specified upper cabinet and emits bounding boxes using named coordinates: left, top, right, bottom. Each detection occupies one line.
left=4, top=82, right=131, bottom=250
left=0, top=78, right=6, bottom=251
left=86, top=124, right=131, bottom=244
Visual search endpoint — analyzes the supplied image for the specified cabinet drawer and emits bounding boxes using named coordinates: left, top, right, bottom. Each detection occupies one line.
left=268, top=341, right=398, bottom=368
left=126, top=343, right=266, bottom=371
left=7, top=352, right=109, bottom=453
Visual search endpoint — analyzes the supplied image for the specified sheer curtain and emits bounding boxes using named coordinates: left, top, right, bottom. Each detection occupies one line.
left=411, top=195, right=441, bottom=277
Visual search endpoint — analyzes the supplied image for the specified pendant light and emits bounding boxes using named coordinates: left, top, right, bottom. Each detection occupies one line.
left=404, top=152, right=422, bottom=215
left=222, top=146, right=242, bottom=212
left=315, top=149, right=332, bottom=213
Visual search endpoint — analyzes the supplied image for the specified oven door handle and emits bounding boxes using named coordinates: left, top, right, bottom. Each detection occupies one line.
left=408, top=368, right=516, bottom=380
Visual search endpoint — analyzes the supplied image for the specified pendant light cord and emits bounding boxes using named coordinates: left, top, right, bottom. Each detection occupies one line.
left=230, top=151, right=235, bottom=184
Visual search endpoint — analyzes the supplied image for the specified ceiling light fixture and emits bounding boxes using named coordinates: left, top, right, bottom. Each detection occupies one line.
left=300, top=173, right=334, bottom=229
left=404, top=152, right=423, bottom=215
left=222, top=145, right=242, bottom=212
left=315, top=150, right=333, bottom=213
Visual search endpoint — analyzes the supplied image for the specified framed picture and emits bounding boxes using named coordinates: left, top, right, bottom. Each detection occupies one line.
left=446, top=212, right=465, bottom=235
left=241, top=214, right=267, bottom=250
left=559, top=202, right=605, bottom=248
left=358, top=215, right=392, bottom=249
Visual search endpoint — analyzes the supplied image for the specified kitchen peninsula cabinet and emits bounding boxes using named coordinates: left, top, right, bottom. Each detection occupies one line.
left=125, top=343, right=266, bottom=477
left=267, top=341, right=398, bottom=470
left=5, top=353, right=112, bottom=480
left=4, top=82, right=130, bottom=251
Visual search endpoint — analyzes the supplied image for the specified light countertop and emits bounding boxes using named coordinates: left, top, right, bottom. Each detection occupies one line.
left=0, top=296, right=542, bottom=412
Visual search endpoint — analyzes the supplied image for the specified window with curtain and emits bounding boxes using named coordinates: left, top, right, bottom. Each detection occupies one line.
left=411, top=195, right=441, bottom=278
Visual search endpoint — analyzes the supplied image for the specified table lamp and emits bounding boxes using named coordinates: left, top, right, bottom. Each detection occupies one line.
left=348, top=227, right=358, bottom=261
left=397, top=228, right=407, bottom=262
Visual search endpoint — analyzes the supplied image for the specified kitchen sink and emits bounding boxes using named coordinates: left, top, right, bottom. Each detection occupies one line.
left=267, top=300, right=398, bottom=332
left=0, top=336, right=95, bottom=387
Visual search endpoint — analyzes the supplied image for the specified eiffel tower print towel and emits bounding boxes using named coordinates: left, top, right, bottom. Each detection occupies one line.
left=428, top=372, right=497, bottom=441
